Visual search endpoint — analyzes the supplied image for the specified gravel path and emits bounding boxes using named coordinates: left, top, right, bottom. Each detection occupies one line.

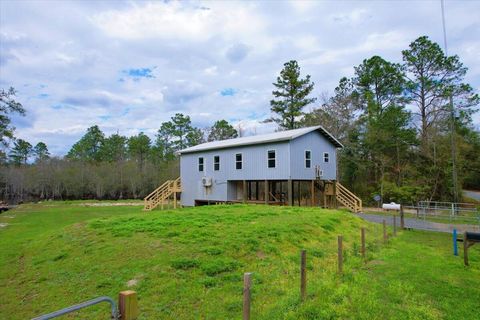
left=464, top=190, right=480, bottom=201
left=358, top=213, right=480, bottom=233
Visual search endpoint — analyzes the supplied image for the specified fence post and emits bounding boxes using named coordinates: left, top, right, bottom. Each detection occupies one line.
left=400, top=205, right=405, bottom=229
left=464, top=232, right=469, bottom=266
left=118, top=290, right=139, bottom=320
left=453, top=229, right=458, bottom=256
left=361, top=228, right=366, bottom=261
left=243, top=273, right=252, bottom=320
left=393, top=215, right=397, bottom=236
left=300, top=250, right=307, bottom=301
left=383, top=220, right=387, bottom=244
left=337, top=235, right=343, bottom=274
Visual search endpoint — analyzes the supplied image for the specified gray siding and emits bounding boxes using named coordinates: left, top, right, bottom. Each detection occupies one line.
left=180, top=131, right=339, bottom=206
left=180, top=141, right=290, bottom=206
left=289, top=131, right=337, bottom=180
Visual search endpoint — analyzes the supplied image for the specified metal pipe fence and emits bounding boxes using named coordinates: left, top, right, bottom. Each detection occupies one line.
left=31, top=296, right=119, bottom=320
left=403, top=201, right=480, bottom=225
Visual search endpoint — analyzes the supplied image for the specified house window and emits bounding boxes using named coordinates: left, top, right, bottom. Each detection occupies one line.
left=323, top=152, right=329, bottom=163
left=267, top=150, right=276, bottom=168
left=214, top=155, right=220, bottom=171
left=305, top=150, right=311, bottom=168
left=236, top=153, right=242, bottom=170
left=198, top=157, right=204, bottom=172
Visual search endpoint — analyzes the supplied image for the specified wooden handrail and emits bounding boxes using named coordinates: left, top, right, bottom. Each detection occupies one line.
left=144, top=177, right=182, bottom=211
left=335, top=182, right=362, bottom=213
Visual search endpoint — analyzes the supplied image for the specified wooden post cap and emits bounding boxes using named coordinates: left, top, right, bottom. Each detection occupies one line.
left=119, top=290, right=139, bottom=320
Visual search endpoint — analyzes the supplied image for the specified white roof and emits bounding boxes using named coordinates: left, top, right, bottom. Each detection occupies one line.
left=177, top=125, right=343, bottom=155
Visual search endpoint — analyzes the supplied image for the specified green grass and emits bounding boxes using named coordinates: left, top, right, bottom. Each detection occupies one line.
left=0, top=203, right=479, bottom=319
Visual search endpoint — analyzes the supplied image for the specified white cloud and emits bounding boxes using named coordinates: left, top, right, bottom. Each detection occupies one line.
left=0, top=0, right=479, bottom=155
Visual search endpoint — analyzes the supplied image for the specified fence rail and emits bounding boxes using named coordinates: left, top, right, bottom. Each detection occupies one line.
left=403, top=201, right=480, bottom=225
left=31, top=296, right=118, bottom=320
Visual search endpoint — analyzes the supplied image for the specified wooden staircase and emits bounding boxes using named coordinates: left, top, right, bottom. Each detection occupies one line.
left=144, top=177, right=181, bottom=211
left=335, top=182, right=362, bottom=213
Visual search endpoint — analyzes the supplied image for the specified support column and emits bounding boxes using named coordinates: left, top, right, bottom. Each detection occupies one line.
left=242, top=180, right=247, bottom=203
left=264, top=180, right=269, bottom=204
left=311, top=180, right=315, bottom=207
left=288, top=179, right=293, bottom=206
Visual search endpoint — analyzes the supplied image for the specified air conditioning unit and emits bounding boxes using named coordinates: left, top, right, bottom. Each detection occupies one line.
left=315, top=165, right=323, bottom=178
left=201, top=177, right=212, bottom=187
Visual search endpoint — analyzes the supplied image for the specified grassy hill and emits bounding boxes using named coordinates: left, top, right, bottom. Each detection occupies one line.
left=0, top=203, right=479, bottom=319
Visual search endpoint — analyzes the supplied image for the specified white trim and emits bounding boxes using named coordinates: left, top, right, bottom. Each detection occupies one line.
left=267, top=149, right=276, bottom=168
left=235, top=152, right=243, bottom=170
left=305, top=150, right=311, bottom=168
left=323, top=152, right=329, bottom=163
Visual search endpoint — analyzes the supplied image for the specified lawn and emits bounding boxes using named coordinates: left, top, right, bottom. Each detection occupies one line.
left=0, top=202, right=479, bottom=319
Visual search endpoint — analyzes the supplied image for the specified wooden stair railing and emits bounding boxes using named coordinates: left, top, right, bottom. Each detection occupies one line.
left=144, top=177, right=181, bottom=211
left=335, top=182, right=362, bottom=213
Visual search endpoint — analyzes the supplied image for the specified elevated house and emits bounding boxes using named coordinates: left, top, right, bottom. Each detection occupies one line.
left=144, top=126, right=362, bottom=212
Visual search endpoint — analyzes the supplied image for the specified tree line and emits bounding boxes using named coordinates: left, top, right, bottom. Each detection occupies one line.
left=271, top=36, right=479, bottom=203
left=0, top=110, right=238, bottom=202
left=1, top=35, right=479, bottom=204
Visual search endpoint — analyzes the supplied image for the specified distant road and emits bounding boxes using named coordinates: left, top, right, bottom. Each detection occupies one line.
left=464, top=190, right=480, bottom=201
left=359, top=213, right=480, bottom=233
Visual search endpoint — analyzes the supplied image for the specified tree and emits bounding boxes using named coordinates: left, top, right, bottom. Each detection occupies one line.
left=302, top=77, right=359, bottom=141
left=33, top=142, right=50, bottom=162
left=268, top=60, right=316, bottom=130
left=402, top=36, right=480, bottom=150
left=128, top=132, right=151, bottom=169
left=207, top=120, right=238, bottom=142
left=0, top=87, right=25, bottom=147
left=352, top=56, right=416, bottom=198
left=99, top=133, right=127, bottom=162
left=154, top=121, right=176, bottom=161
left=9, top=139, right=33, bottom=164
left=170, top=113, right=197, bottom=150
left=67, top=125, right=105, bottom=161
left=154, top=114, right=203, bottom=159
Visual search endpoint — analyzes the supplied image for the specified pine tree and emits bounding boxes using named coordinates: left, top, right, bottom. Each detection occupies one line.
left=269, top=60, right=316, bottom=130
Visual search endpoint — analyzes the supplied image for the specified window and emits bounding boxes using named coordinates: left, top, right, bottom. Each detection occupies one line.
left=198, top=157, right=204, bottom=172
left=267, top=150, right=276, bottom=168
left=323, top=152, right=329, bottom=163
left=305, top=150, right=311, bottom=168
left=236, top=153, right=242, bottom=170
left=214, top=155, right=220, bottom=171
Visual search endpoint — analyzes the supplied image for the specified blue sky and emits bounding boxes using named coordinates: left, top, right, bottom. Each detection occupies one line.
left=0, top=0, right=479, bottom=155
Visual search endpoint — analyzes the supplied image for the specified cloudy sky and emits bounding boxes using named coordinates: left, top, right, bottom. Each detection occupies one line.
left=1, top=0, right=479, bottom=155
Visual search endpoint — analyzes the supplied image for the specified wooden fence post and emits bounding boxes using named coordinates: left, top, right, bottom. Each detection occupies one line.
left=464, top=232, right=469, bottom=266
left=300, top=250, right=307, bottom=301
left=393, top=215, right=397, bottom=236
left=361, top=228, right=366, bottom=260
left=119, top=290, right=139, bottom=320
left=383, top=220, right=387, bottom=244
left=243, top=273, right=252, bottom=320
left=338, top=235, right=343, bottom=274
left=400, top=205, right=405, bottom=229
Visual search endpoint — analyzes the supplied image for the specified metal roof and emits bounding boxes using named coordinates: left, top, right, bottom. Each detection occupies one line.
left=177, top=125, right=343, bottom=155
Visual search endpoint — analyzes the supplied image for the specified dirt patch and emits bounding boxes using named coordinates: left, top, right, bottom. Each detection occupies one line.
left=0, top=223, right=8, bottom=228
left=78, top=202, right=142, bottom=207
left=126, top=274, right=144, bottom=288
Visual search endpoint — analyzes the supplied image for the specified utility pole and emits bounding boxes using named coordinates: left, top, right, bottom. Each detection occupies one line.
left=441, top=0, right=459, bottom=203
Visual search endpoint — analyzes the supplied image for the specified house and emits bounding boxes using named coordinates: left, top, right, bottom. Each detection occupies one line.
left=144, top=126, right=362, bottom=212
